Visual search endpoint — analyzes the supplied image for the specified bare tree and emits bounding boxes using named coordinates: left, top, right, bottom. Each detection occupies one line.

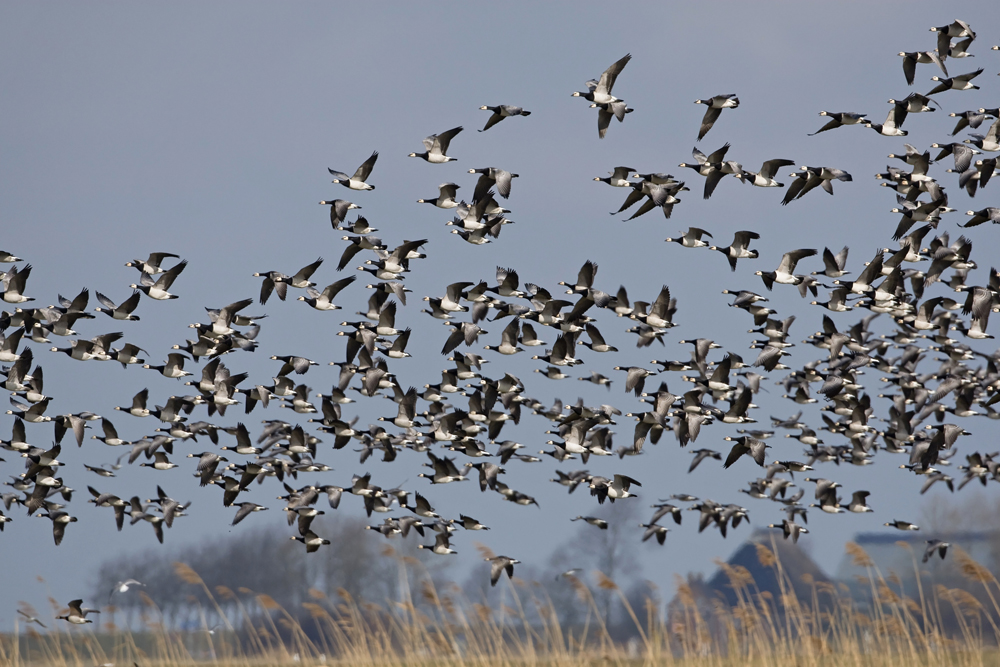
left=576, top=500, right=642, bottom=626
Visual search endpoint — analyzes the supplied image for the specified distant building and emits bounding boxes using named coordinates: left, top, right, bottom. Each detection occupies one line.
left=666, top=528, right=829, bottom=636
left=670, top=528, right=1000, bottom=643
left=702, top=529, right=830, bottom=606
left=834, top=530, right=1000, bottom=601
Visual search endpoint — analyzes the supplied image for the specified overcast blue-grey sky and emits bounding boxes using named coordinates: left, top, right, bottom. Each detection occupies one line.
left=2, top=2, right=1000, bottom=627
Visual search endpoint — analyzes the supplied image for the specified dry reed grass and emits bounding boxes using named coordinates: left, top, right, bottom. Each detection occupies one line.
left=3, top=539, right=1000, bottom=667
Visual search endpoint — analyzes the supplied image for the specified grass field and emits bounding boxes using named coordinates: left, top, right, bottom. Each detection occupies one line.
left=4, top=540, right=1000, bottom=667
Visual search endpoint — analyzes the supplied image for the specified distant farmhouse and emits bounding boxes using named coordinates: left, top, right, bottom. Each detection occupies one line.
left=836, top=530, right=1000, bottom=600
left=668, top=529, right=1000, bottom=642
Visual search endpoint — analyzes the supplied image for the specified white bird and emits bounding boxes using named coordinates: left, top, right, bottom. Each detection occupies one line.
left=108, top=579, right=144, bottom=603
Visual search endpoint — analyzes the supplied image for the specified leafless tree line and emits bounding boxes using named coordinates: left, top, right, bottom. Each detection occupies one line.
left=90, top=504, right=654, bottom=640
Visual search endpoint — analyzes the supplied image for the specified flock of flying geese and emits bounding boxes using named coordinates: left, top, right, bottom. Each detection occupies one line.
left=4, top=19, right=1000, bottom=624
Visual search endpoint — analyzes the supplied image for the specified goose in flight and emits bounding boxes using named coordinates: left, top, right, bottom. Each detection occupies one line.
left=639, top=523, right=669, bottom=544
left=409, top=126, right=463, bottom=163
left=594, top=166, right=636, bottom=187
left=927, top=68, right=984, bottom=95
left=808, top=111, right=868, bottom=136
left=417, top=182, right=461, bottom=209
left=125, top=252, right=180, bottom=275
left=319, top=199, right=361, bottom=229
left=590, top=100, right=633, bottom=139
left=710, top=231, right=760, bottom=271
left=664, top=227, right=713, bottom=248
left=783, top=166, right=852, bottom=203
left=755, top=248, right=817, bottom=290
left=572, top=53, right=631, bottom=106
left=469, top=167, right=519, bottom=201
left=947, top=109, right=989, bottom=136
left=130, top=260, right=187, bottom=300
left=899, top=50, right=947, bottom=85
left=0, top=263, right=34, bottom=303
left=738, top=159, right=794, bottom=187
left=929, top=19, right=976, bottom=60
left=298, top=276, right=356, bottom=311
left=884, top=519, right=920, bottom=531
left=723, top=436, right=770, bottom=468
left=589, top=473, right=640, bottom=503
left=479, top=105, right=531, bottom=132
left=329, top=151, right=378, bottom=190
left=290, top=531, right=331, bottom=553
left=94, top=291, right=142, bottom=321
left=679, top=144, right=735, bottom=199
left=418, top=532, right=458, bottom=555
left=57, top=599, right=97, bottom=624
left=486, top=555, right=520, bottom=586
left=812, top=246, right=850, bottom=278
left=694, top=94, right=739, bottom=140
left=768, top=519, right=808, bottom=543
left=253, top=257, right=323, bottom=304
left=888, top=92, right=937, bottom=115
left=866, top=106, right=908, bottom=137
left=923, top=539, right=950, bottom=562
left=964, top=117, right=1000, bottom=152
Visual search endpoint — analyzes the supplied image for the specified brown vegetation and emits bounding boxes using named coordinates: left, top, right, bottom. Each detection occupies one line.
left=4, top=537, right=1000, bottom=666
